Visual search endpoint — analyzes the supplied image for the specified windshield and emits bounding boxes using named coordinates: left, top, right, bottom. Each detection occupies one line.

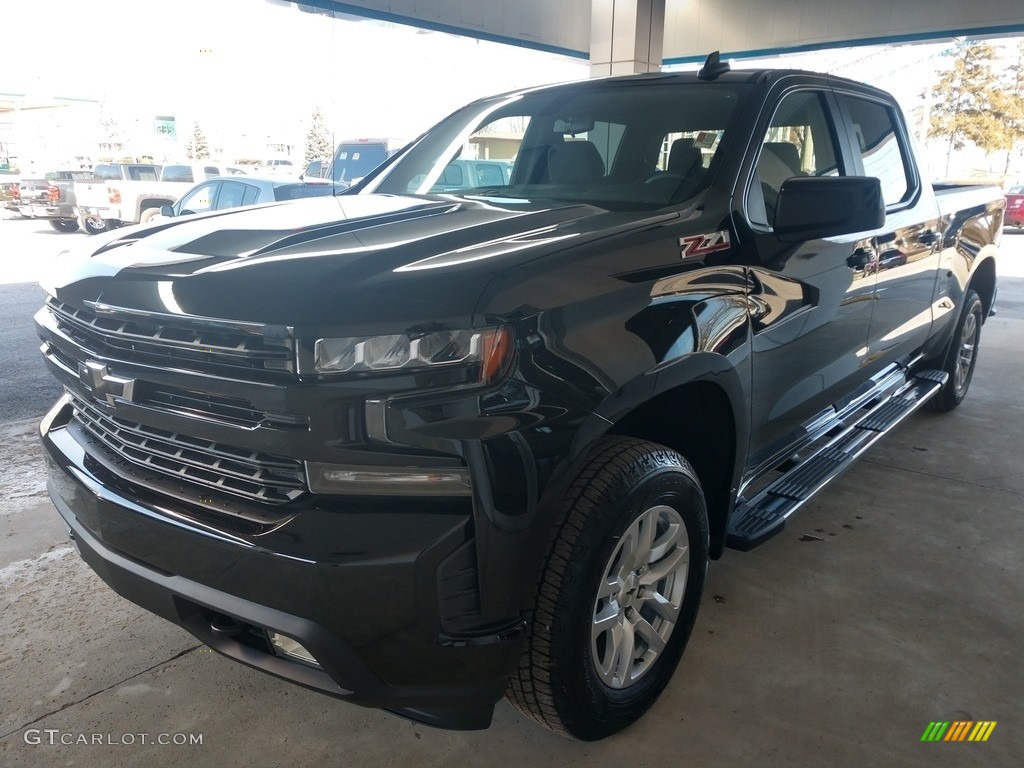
left=359, top=81, right=748, bottom=210
left=332, top=143, right=388, bottom=182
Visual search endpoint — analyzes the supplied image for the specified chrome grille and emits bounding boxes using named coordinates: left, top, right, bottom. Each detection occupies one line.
left=47, top=298, right=295, bottom=374
left=46, top=343, right=269, bottom=429
left=69, top=394, right=306, bottom=504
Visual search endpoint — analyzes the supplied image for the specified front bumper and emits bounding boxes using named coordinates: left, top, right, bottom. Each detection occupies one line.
left=40, top=397, right=526, bottom=730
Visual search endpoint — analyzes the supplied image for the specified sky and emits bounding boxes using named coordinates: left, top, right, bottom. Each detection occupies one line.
left=2, top=1, right=1021, bottom=179
left=2, top=0, right=589, bottom=160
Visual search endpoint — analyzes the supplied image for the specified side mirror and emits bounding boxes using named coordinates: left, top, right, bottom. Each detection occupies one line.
left=159, top=204, right=175, bottom=218
left=774, top=176, right=884, bottom=242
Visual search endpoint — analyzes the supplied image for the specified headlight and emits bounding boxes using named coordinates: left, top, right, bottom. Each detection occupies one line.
left=314, top=326, right=512, bottom=383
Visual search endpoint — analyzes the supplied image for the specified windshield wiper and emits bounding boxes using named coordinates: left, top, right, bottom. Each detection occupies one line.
left=464, top=188, right=528, bottom=200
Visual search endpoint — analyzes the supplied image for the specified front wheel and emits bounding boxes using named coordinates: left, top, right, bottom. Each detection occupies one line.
left=139, top=207, right=163, bottom=224
left=926, top=288, right=983, bottom=413
left=507, top=436, right=709, bottom=740
left=49, top=218, right=79, bottom=233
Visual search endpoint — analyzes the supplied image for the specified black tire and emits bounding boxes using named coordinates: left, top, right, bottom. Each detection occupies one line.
left=102, top=219, right=122, bottom=231
left=81, top=216, right=107, bottom=235
left=507, top=436, right=709, bottom=740
left=926, top=288, right=983, bottom=413
left=49, top=218, right=79, bottom=233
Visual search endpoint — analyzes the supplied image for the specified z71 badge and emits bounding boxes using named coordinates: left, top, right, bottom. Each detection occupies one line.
left=679, top=230, right=731, bottom=261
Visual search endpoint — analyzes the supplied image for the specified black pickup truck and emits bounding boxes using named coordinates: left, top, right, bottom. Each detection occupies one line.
left=36, top=60, right=1002, bottom=740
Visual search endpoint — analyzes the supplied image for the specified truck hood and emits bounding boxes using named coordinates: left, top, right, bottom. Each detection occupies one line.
left=46, top=194, right=677, bottom=333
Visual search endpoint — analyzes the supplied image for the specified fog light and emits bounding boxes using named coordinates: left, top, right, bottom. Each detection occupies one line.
left=269, top=633, right=321, bottom=667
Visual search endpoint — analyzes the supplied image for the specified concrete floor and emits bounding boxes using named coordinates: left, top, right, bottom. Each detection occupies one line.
left=1, top=239, right=1022, bottom=766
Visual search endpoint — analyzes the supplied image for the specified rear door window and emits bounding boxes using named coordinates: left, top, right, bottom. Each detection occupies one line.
left=836, top=95, right=913, bottom=207
left=127, top=165, right=159, bottom=181
left=161, top=165, right=195, bottom=183
left=241, top=185, right=260, bottom=206
left=215, top=181, right=247, bottom=210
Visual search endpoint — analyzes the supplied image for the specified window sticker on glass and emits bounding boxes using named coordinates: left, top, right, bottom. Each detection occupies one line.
left=694, top=132, right=717, bottom=150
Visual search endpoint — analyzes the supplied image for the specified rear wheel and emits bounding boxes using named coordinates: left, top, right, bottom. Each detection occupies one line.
left=507, top=436, right=709, bottom=740
left=81, top=216, right=107, bottom=235
left=49, top=219, right=79, bottom=233
left=926, top=288, right=983, bottom=413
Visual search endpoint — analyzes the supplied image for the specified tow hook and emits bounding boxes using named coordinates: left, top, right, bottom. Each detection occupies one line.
left=209, top=613, right=245, bottom=638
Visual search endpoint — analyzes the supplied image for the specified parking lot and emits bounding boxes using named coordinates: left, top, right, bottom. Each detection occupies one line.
left=1, top=213, right=1022, bottom=766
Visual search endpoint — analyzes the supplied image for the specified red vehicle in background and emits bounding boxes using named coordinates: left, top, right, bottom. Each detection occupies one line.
left=1007, top=185, right=1024, bottom=229
left=2, top=181, right=20, bottom=213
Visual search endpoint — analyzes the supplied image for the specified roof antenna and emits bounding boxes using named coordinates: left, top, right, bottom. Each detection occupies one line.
left=698, top=51, right=730, bottom=81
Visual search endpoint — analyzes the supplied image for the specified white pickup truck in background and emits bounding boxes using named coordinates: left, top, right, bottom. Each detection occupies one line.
left=74, top=163, right=161, bottom=233
left=75, top=162, right=247, bottom=232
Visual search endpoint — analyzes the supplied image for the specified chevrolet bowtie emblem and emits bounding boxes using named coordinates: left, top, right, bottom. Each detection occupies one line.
left=78, top=361, right=136, bottom=405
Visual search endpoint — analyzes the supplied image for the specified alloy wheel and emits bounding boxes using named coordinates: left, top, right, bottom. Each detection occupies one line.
left=591, top=504, right=690, bottom=689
